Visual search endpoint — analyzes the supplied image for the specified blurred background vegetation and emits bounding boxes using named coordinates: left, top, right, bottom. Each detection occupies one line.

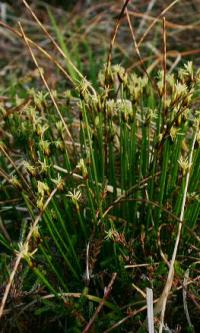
left=1, top=0, right=200, bottom=88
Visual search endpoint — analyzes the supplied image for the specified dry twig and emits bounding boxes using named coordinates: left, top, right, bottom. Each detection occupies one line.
left=82, top=273, right=117, bottom=333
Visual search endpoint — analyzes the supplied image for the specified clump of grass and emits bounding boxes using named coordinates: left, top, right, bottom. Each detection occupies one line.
left=0, top=1, right=200, bottom=332
left=0, top=59, right=199, bottom=332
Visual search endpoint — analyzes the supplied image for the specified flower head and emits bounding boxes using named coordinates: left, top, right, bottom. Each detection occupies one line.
left=178, top=155, right=192, bottom=176
left=66, top=189, right=82, bottom=205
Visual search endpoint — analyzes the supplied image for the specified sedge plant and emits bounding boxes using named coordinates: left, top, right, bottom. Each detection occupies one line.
left=0, top=2, right=200, bottom=333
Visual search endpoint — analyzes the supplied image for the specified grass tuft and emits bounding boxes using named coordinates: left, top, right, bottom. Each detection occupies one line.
left=0, top=1, right=200, bottom=332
